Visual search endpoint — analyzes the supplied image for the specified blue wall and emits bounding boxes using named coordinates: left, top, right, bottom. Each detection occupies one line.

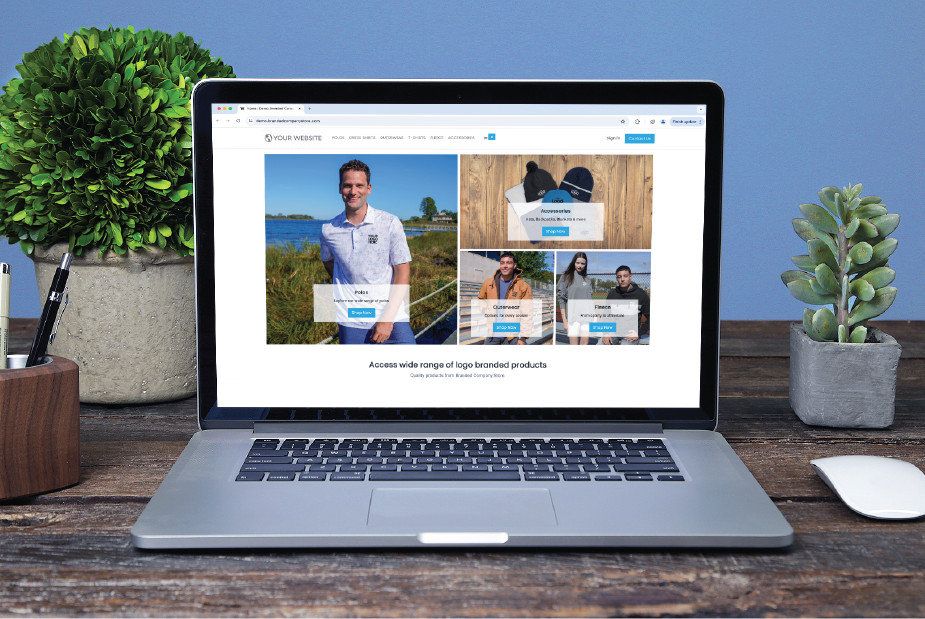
left=1, top=0, right=922, bottom=319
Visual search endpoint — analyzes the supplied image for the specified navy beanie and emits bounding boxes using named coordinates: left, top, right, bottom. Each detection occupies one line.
left=560, top=167, right=594, bottom=202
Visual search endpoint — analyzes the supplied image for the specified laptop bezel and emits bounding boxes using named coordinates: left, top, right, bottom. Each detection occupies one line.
left=191, top=80, right=723, bottom=431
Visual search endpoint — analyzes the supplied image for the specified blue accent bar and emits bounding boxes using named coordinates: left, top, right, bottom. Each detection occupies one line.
left=542, top=226, right=570, bottom=237
left=493, top=323, right=520, bottom=333
left=625, top=134, right=655, bottom=144
left=348, top=307, right=376, bottom=318
left=590, top=322, right=617, bottom=333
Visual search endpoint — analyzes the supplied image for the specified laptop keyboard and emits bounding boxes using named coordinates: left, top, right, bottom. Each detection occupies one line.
left=235, top=438, right=684, bottom=483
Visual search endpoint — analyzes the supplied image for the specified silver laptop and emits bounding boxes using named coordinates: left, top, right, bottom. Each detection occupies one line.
left=131, top=80, right=793, bottom=549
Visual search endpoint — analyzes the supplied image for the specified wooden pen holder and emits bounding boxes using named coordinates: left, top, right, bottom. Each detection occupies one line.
left=0, top=355, right=80, bottom=500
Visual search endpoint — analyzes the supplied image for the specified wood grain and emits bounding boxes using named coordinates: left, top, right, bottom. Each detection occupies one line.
left=0, top=356, right=80, bottom=499
left=1, top=319, right=923, bottom=617
left=459, top=154, right=653, bottom=250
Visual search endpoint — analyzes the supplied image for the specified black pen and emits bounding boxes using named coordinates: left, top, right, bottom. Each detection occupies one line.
left=26, top=253, right=72, bottom=367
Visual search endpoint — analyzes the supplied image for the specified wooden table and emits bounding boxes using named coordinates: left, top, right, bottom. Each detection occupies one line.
left=2, top=320, right=923, bottom=617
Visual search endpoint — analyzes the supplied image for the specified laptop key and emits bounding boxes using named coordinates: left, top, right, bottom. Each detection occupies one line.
left=524, top=472, right=559, bottom=481
left=240, top=463, right=305, bottom=472
left=266, top=473, right=297, bottom=481
left=657, top=475, right=686, bottom=482
left=563, top=473, right=591, bottom=481
left=299, top=473, right=327, bottom=481
left=245, top=456, right=294, bottom=464
left=235, top=472, right=265, bottom=482
left=595, top=475, right=623, bottom=481
left=330, top=472, right=366, bottom=481
left=612, top=464, right=680, bottom=473
left=369, top=471, right=521, bottom=481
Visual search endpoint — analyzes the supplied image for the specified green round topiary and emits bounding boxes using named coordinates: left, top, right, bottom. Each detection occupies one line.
left=0, top=26, right=235, bottom=257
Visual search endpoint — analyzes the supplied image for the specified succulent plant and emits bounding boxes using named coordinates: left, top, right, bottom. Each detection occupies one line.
left=781, top=183, right=899, bottom=343
left=0, top=26, right=234, bottom=257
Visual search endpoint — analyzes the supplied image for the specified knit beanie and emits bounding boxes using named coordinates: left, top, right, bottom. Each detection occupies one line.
left=523, top=161, right=558, bottom=202
left=560, top=167, right=594, bottom=202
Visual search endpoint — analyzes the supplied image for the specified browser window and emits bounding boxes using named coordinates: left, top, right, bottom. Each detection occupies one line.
left=208, top=102, right=706, bottom=409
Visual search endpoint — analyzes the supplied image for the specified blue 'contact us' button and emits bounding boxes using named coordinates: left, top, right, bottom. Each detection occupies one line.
left=590, top=322, right=617, bottom=333
left=625, top=134, right=655, bottom=144
left=493, top=323, right=520, bottom=333
left=542, top=226, right=570, bottom=237
left=348, top=307, right=376, bottom=319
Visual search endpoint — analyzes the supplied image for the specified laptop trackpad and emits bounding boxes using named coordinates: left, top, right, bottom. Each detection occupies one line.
left=368, top=488, right=558, bottom=532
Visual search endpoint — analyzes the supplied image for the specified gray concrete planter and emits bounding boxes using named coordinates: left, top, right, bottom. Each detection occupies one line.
left=31, top=243, right=196, bottom=404
left=789, top=322, right=901, bottom=428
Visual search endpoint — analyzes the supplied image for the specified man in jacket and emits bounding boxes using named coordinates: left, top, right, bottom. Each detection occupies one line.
left=477, top=252, right=533, bottom=345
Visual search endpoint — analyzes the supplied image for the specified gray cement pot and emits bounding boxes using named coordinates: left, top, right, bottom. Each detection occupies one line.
left=789, top=322, right=901, bottom=428
left=31, top=243, right=196, bottom=404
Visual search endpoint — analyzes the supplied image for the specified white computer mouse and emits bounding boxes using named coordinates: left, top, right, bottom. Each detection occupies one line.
left=811, top=455, right=925, bottom=520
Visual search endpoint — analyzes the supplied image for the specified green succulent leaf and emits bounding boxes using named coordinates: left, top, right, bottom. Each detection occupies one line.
left=858, top=266, right=896, bottom=289
left=849, top=325, right=868, bottom=343
left=844, top=219, right=861, bottom=238
left=791, top=255, right=816, bottom=271
left=859, top=196, right=882, bottom=205
left=848, top=241, right=873, bottom=265
left=869, top=213, right=900, bottom=237
left=850, top=204, right=887, bottom=220
left=837, top=324, right=848, bottom=343
left=871, top=237, right=898, bottom=264
left=848, top=287, right=897, bottom=326
left=781, top=270, right=813, bottom=285
left=807, top=238, right=839, bottom=271
left=811, top=307, right=838, bottom=340
left=792, top=218, right=817, bottom=242
left=798, top=203, right=839, bottom=234
left=849, top=278, right=875, bottom=302
left=813, top=263, right=840, bottom=294
left=787, top=279, right=838, bottom=305
left=849, top=219, right=879, bottom=242
left=817, top=187, right=839, bottom=217
left=802, top=308, right=827, bottom=341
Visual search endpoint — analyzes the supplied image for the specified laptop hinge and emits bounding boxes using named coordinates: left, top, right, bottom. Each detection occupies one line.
left=252, top=421, right=665, bottom=436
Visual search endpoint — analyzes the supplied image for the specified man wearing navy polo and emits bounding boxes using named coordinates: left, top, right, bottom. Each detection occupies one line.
left=320, top=159, right=415, bottom=345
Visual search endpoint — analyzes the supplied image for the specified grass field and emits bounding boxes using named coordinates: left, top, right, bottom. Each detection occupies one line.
left=266, top=231, right=458, bottom=344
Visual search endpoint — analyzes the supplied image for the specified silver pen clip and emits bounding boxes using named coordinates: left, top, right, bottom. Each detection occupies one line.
left=49, top=288, right=69, bottom=345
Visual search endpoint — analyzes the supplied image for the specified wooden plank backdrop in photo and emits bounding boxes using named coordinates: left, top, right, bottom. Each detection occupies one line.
left=459, top=154, right=653, bottom=250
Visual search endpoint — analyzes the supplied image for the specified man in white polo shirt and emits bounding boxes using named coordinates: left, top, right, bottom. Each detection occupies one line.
left=320, top=159, right=415, bottom=345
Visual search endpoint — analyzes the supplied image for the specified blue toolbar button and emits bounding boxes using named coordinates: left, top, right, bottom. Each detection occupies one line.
left=625, top=134, right=655, bottom=144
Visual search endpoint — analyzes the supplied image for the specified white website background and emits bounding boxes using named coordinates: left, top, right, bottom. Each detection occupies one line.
left=209, top=106, right=706, bottom=409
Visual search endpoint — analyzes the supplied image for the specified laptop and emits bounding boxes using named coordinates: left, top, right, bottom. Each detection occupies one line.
left=130, top=80, right=793, bottom=549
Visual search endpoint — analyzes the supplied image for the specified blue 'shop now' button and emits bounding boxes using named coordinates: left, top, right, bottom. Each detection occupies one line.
left=590, top=322, right=617, bottom=333
left=493, top=323, right=520, bottom=333
left=348, top=307, right=376, bottom=318
left=625, top=134, right=655, bottom=144
left=542, top=226, right=570, bottom=237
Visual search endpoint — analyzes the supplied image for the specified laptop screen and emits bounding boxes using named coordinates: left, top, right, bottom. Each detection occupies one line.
left=192, top=81, right=722, bottom=429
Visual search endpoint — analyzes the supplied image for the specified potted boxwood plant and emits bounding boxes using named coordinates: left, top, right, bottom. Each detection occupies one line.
left=0, top=26, right=234, bottom=403
left=781, top=183, right=901, bottom=428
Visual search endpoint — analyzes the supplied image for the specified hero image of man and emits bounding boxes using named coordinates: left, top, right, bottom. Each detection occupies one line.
left=320, top=159, right=414, bottom=345
left=265, top=154, right=458, bottom=345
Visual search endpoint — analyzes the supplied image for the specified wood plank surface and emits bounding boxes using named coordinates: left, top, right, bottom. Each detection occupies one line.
left=1, top=319, right=923, bottom=617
